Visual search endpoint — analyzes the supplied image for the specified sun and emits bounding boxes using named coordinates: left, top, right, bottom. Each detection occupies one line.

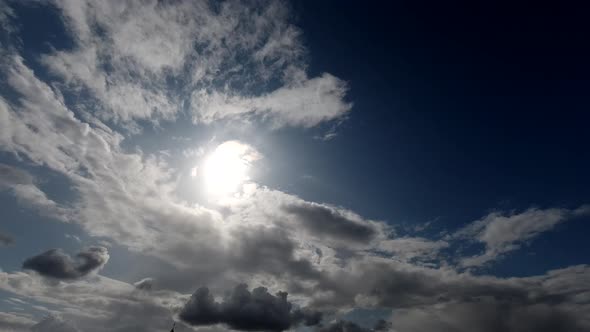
left=200, top=141, right=260, bottom=197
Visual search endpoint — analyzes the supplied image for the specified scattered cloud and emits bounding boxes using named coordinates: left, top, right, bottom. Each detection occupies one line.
left=22, top=247, right=109, bottom=280
left=282, top=202, right=379, bottom=245
left=180, top=284, right=321, bottom=332
left=39, top=0, right=350, bottom=129
left=0, top=1, right=588, bottom=331
left=0, top=270, right=184, bottom=332
left=453, top=206, right=590, bottom=267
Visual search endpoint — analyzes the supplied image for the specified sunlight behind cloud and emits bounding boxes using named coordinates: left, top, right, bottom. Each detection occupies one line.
left=201, top=141, right=261, bottom=198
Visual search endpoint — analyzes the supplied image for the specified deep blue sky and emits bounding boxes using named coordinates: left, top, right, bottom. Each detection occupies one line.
left=275, top=0, right=590, bottom=275
left=293, top=0, right=590, bottom=216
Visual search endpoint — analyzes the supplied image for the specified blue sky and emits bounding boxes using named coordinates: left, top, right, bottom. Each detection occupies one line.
left=0, top=1, right=589, bottom=331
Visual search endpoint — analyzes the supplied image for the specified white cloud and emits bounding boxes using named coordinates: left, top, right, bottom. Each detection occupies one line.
left=192, top=73, right=351, bottom=128
left=378, top=237, right=449, bottom=262
left=454, top=206, right=590, bottom=267
left=0, top=271, right=185, bottom=332
left=39, top=0, right=350, bottom=129
left=0, top=311, right=35, bottom=331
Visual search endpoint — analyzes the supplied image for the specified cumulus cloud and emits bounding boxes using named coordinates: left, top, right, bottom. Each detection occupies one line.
left=180, top=284, right=322, bottom=331
left=22, top=247, right=109, bottom=279
left=453, top=206, right=590, bottom=267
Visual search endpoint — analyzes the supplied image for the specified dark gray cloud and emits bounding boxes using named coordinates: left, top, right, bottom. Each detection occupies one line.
left=22, top=246, right=109, bottom=279
left=180, top=284, right=322, bottom=331
left=291, top=307, right=323, bottom=327
left=391, top=301, right=586, bottom=332
left=319, top=321, right=369, bottom=332
left=282, top=203, right=377, bottom=244
left=312, top=262, right=590, bottom=332
left=373, top=319, right=392, bottom=331
left=0, top=230, right=14, bottom=246
left=230, top=226, right=320, bottom=281
left=319, top=320, right=391, bottom=332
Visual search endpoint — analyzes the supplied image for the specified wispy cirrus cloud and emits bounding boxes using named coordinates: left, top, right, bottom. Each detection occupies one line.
left=40, top=0, right=350, bottom=129
left=452, top=206, right=590, bottom=267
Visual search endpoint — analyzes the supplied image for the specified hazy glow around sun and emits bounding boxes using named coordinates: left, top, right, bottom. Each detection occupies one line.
left=199, top=141, right=261, bottom=197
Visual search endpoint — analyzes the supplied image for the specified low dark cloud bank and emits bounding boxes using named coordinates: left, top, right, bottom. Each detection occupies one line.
left=180, top=284, right=322, bottom=331
left=22, top=246, right=109, bottom=279
left=319, top=320, right=392, bottom=332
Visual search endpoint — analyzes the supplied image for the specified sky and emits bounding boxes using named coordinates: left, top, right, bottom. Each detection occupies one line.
left=0, top=0, right=589, bottom=331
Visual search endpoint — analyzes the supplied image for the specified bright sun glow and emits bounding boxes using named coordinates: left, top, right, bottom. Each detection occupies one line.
left=201, top=141, right=260, bottom=197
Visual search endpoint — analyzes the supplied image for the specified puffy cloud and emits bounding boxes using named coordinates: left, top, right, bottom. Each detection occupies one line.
left=22, top=247, right=109, bottom=279
left=180, top=284, right=322, bottom=331
left=453, top=206, right=590, bottom=267
left=228, top=225, right=321, bottom=281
